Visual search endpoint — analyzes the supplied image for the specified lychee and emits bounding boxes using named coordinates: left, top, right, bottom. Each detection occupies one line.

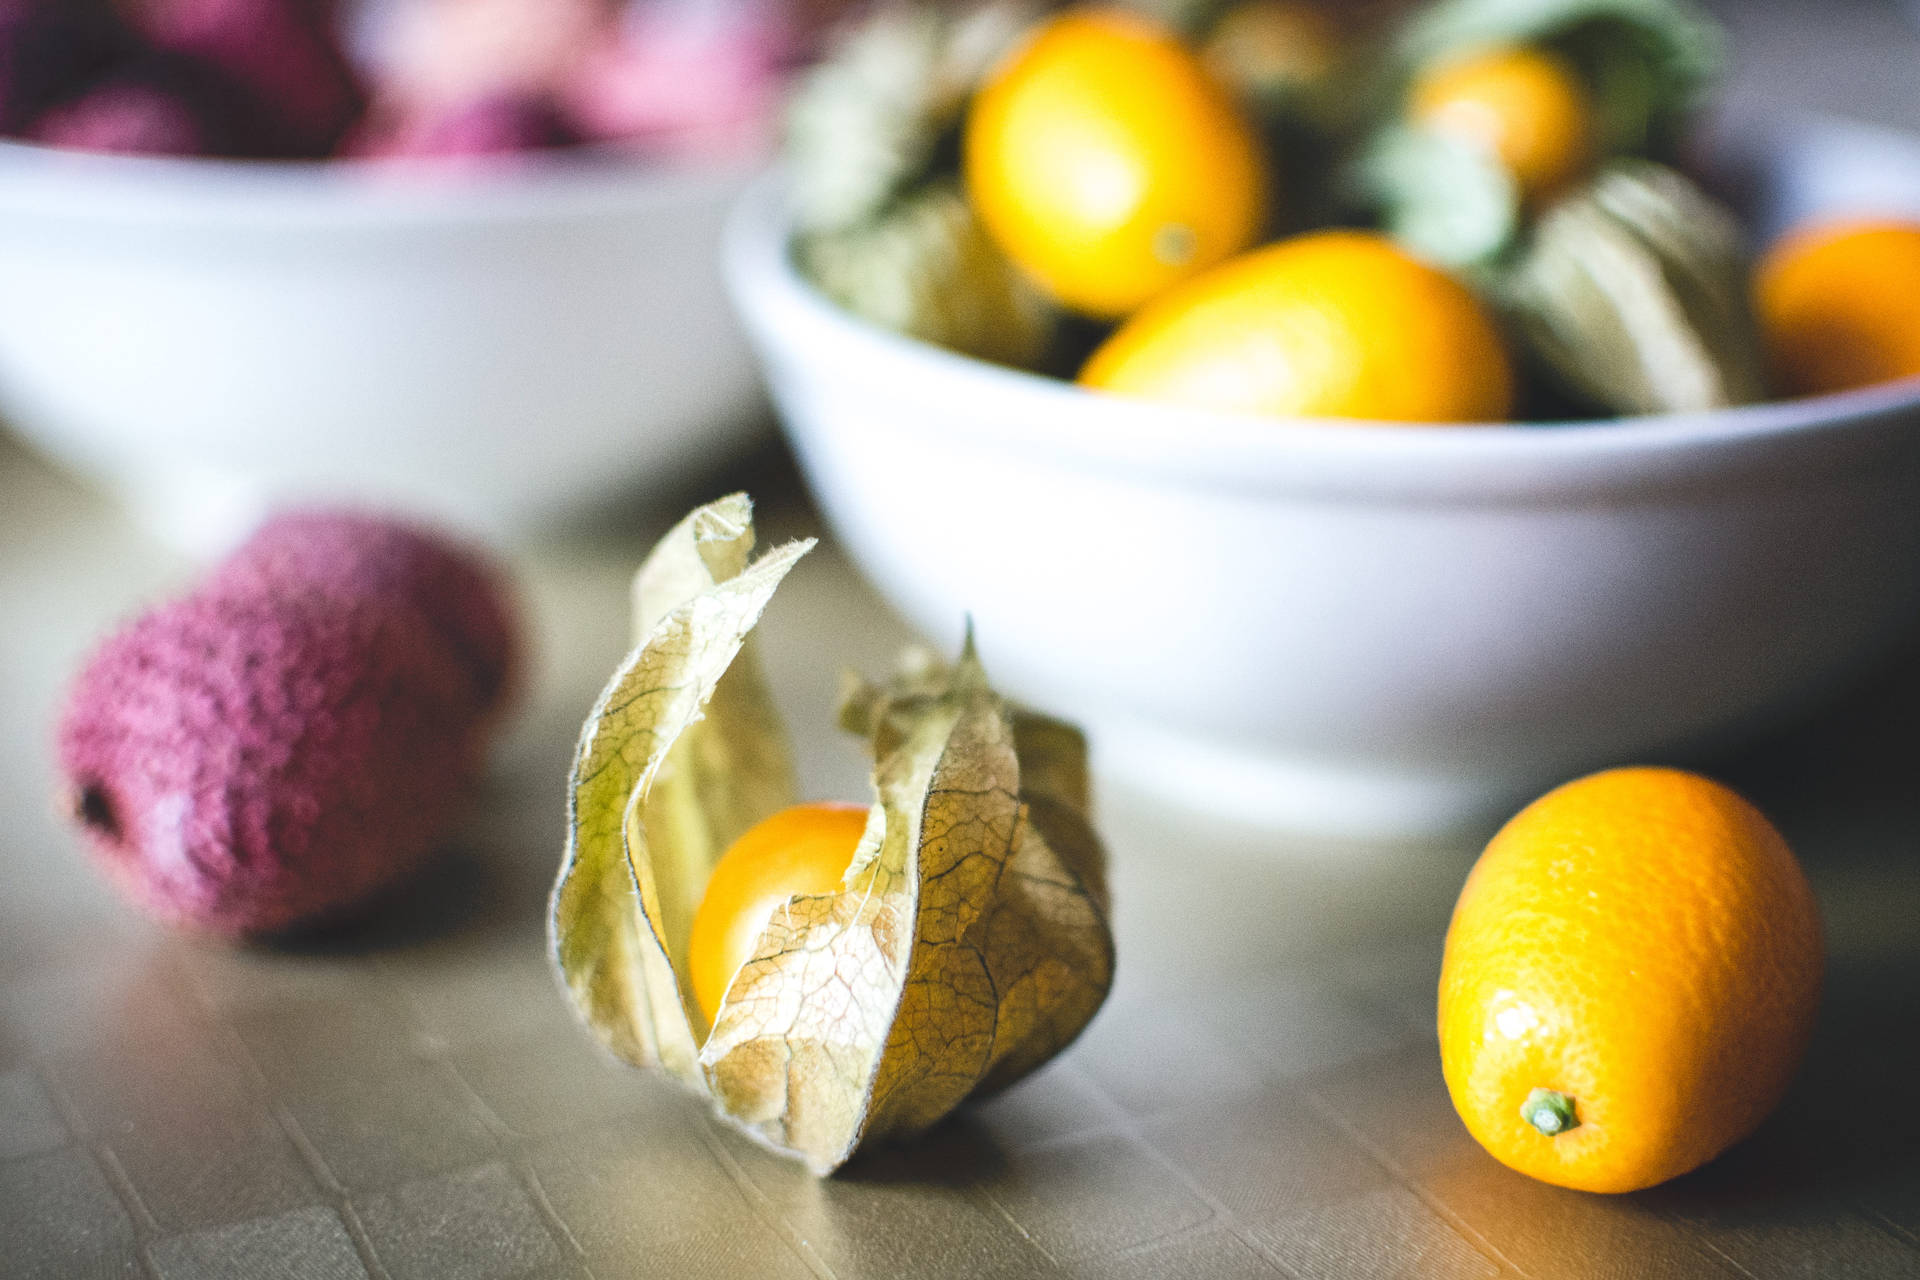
left=211, top=509, right=523, bottom=723
left=59, top=592, right=476, bottom=935
left=125, top=0, right=363, bottom=155
left=57, top=510, right=524, bottom=937
left=0, top=0, right=127, bottom=134
left=557, top=7, right=784, bottom=158
left=348, top=91, right=581, bottom=160
left=28, top=55, right=251, bottom=157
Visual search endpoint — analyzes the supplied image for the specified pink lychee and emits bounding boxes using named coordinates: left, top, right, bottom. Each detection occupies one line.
left=0, top=0, right=127, bottom=134
left=355, top=0, right=612, bottom=123
left=28, top=56, right=247, bottom=156
left=125, top=0, right=362, bottom=155
left=58, top=509, right=525, bottom=937
left=558, top=3, right=788, bottom=158
left=210, top=509, right=524, bottom=723
left=346, top=90, right=580, bottom=160
left=58, top=591, right=478, bottom=936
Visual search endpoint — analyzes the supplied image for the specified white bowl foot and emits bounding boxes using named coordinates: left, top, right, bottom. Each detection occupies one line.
left=1090, top=714, right=1528, bottom=841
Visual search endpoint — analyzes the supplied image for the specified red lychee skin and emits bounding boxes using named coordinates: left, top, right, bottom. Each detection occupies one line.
left=58, top=591, right=478, bottom=937
left=210, top=510, right=524, bottom=727
left=0, top=1, right=128, bottom=134
left=27, top=55, right=247, bottom=156
left=30, top=74, right=212, bottom=155
left=125, top=0, right=362, bottom=156
left=347, top=91, right=582, bottom=160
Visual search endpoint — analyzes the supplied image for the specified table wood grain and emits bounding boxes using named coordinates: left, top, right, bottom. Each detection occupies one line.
left=4, top=426, right=1919, bottom=1279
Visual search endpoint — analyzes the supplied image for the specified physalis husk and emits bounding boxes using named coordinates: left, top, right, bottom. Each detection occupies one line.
left=550, top=494, right=1114, bottom=1173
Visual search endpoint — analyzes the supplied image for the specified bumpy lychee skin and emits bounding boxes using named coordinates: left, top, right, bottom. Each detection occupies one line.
left=58, top=591, right=477, bottom=936
left=211, top=510, right=524, bottom=725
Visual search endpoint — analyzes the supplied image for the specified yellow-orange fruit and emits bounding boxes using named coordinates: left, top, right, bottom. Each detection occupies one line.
left=1410, top=44, right=1594, bottom=203
left=965, top=6, right=1269, bottom=320
left=687, top=802, right=869, bottom=1023
left=1753, top=218, right=1920, bottom=397
left=1439, top=767, right=1823, bottom=1193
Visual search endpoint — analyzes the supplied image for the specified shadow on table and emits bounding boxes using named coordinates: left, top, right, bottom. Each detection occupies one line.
left=1712, top=630, right=1920, bottom=855
left=836, top=1119, right=1017, bottom=1190
left=255, top=845, right=504, bottom=958
left=1654, top=636, right=1920, bottom=1222
left=1646, top=950, right=1920, bottom=1206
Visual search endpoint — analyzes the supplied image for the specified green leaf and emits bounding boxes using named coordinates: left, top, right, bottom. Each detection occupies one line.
left=1354, top=124, right=1521, bottom=269
left=1387, top=0, right=1724, bottom=156
left=1343, top=0, right=1724, bottom=260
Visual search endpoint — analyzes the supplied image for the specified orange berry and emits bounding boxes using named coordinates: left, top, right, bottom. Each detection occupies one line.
left=1080, top=229, right=1514, bottom=423
left=1753, top=218, right=1920, bottom=397
left=1410, top=44, right=1594, bottom=203
left=687, top=802, right=869, bottom=1024
left=1439, top=768, right=1823, bottom=1194
left=965, top=6, right=1269, bottom=320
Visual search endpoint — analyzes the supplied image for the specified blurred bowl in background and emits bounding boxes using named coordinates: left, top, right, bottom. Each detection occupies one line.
left=726, top=112, right=1920, bottom=838
left=0, top=140, right=766, bottom=552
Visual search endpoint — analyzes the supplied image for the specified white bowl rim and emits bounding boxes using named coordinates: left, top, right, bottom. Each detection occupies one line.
left=723, top=166, right=1920, bottom=494
left=0, top=135, right=754, bottom=226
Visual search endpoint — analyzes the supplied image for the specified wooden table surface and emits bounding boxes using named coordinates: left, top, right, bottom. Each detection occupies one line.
left=5, top=419, right=1920, bottom=1279
left=5, top=5, right=1920, bottom=1277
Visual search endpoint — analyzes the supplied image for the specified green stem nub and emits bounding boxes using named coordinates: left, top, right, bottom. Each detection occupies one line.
left=1521, top=1088, right=1581, bottom=1137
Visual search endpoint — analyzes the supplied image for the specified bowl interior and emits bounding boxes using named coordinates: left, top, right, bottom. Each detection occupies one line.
left=726, top=107, right=1920, bottom=496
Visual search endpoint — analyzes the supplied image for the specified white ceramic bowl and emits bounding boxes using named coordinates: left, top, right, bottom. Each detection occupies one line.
left=726, top=113, right=1920, bottom=837
left=0, top=142, right=766, bottom=553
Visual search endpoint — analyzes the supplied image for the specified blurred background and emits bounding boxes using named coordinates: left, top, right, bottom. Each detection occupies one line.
left=2, top=0, right=1918, bottom=552
left=5, top=3, right=1920, bottom=1279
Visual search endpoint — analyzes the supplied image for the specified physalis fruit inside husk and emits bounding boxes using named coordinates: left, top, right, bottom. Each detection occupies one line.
left=549, top=494, right=1115, bottom=1174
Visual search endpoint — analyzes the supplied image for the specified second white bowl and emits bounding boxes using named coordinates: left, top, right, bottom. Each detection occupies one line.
left=726, top=118, right=1920, bottom=837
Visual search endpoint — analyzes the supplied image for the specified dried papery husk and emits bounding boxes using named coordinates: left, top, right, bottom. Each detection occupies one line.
left=785, top=1, right=1038, bottom=236
left=1497, top=159, right=1767, bottom=414
left=798, top=180, right=1056, bottom=368
left=551, top=496, right=1114, bottom=1174
left=1348, top=0, right=1723, bottom=264
left=553, top=496, right=808, bottom=1080
left=786, top=2, right=1056, bottom=366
